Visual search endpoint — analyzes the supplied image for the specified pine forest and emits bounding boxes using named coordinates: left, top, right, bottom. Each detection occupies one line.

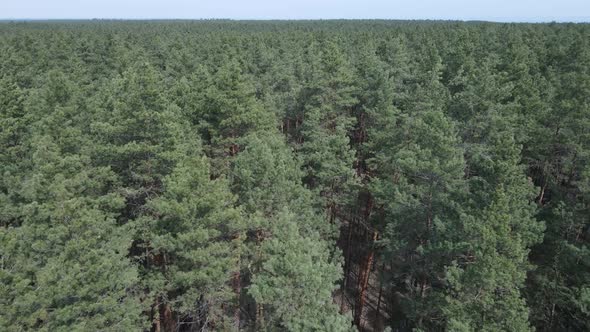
left=0, top=20, right=589, bottom=331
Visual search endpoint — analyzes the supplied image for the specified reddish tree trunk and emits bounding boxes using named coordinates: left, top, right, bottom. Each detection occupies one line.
left=153, top=298, right=161, bottom=332
left=233, top=269, right=241, bottom=328
left=354, top=231, right=378, bottom=327
left=161, top=303, right=176, bottom=332
left=375, top=262, right=385, bottom=321
left=538, top=181, right=547, bottom=206
left=341, top=216, right=355, bottom=312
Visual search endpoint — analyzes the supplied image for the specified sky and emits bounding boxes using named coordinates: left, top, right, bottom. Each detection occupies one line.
left=2, top=0, right=589, bottom=22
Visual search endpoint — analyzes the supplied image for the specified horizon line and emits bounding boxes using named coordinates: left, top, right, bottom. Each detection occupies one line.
left=1, top=17, right=589, bottom=23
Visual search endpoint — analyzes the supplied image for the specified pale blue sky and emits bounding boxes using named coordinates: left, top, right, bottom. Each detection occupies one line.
left=2, top=0, right=589, bottom=22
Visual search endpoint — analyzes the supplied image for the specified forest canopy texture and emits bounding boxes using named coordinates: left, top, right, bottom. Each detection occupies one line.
left=0, top=20, right=589, bottom=332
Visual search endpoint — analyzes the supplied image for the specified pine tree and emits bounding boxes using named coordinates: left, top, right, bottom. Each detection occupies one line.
left=249, top=210, right=352, bottom=332
left=193, top=59, right=276, bottom=170
left=443, top=133, right=543, bottom=331
left=443, top=52, right=544, bottom=331
left=88, top=62, right=243, bottom=329
left=524, top=31, right=590, bottom=330
left=370, top=107, right=467, bottom=330
left=298, top=39, right=359, bottom=218
left=232, top=132, right=351, bottom=331
left=139, top=152, right=242, bottom=331
left=1, top=72, right=144, bottom=330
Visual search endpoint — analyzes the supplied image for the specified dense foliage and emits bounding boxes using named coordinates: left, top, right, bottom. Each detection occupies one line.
left=0, top=20, right=588, bottom=331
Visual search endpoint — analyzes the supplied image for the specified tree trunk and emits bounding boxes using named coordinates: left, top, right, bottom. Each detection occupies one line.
left=233, top=270, right=241, bottom=328
left=341, top=216, right=354, bottom=312
left=162, top=303, right=176, bottom=332
left=354, top=230, right=378, bottom=327
left=232, top=233, right=242, bottom=329
left=256, top=303, right=264, bottom=330
left=375, top=262, right=385, bottom=321
left=153, top=298, right=161, bottom=332
left=538, top=181, right=547, bottom=205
